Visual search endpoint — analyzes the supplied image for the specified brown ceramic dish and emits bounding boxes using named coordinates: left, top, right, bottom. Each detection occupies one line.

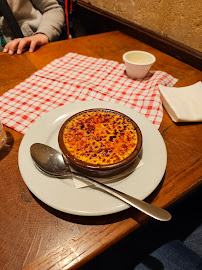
left=58, top=108, right=142, bottom=177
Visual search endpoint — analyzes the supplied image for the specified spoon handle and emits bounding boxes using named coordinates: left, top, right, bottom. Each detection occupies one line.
left=70, top=171, right=171, bottom=221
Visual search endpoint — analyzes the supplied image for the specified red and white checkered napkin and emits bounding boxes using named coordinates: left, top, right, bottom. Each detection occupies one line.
left=0, top=53, right=177, bottom=134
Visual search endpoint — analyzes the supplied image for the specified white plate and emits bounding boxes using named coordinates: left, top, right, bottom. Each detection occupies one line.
left=18, top=101, right=167, bottom=216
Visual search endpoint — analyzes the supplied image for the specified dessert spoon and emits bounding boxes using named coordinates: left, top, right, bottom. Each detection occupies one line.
left=30, top=143, right=171, bottom=221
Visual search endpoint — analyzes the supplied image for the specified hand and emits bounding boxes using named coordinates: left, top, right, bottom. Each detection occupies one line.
left=3, top=33, right=49, bottom=55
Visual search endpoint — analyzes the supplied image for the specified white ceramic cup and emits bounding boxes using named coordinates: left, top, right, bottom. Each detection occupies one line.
left=123, top=51, right=156, bottom=79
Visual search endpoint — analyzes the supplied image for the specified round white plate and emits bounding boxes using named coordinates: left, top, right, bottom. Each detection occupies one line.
left=18, top=101, right=167, bottom=216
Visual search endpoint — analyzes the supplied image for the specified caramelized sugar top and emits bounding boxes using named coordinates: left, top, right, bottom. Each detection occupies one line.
left=63, top=110, right=138, bottom=165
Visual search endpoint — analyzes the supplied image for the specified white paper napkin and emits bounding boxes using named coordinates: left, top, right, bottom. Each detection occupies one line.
left=72, top=158, right=144, bottom=188
left=158, top=81, right=202, bottom=122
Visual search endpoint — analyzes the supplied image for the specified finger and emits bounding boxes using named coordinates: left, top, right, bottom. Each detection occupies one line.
left=5, top=39, right=21, bottom=54
left=17, top=39, right=30, bottom=54
left=3, top=45, right=8, bottom=53
left=3, top=41, right=12, bottom=53
left=29, top=40, right=37, bottom=53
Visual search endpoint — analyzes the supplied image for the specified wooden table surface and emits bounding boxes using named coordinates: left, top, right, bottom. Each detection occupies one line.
left=0, top=31, right=201, bottom=270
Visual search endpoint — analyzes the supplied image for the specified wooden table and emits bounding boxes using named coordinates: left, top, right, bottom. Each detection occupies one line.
left=0, top=31, right=201, bottom=270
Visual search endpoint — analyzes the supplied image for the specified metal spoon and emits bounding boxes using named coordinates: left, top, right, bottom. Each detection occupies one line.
left=30, top=143, right=171, bottom=221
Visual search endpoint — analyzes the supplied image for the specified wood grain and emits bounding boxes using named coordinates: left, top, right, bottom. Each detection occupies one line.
left=0, top=54, right=36, bottom=95
left=0, top=31, right=201, bottom=270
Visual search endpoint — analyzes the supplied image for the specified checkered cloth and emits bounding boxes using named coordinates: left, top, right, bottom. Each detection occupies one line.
left=0, top=53, right=177, bottom=134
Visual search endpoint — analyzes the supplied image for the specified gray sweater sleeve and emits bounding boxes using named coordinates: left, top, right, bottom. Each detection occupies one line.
left=31, top=0, right=65, bottom=41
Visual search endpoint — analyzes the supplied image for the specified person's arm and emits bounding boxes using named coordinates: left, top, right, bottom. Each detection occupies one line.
left=3, top=0, right=65, bottom=54
left=32, top=0, right=65, bottom=42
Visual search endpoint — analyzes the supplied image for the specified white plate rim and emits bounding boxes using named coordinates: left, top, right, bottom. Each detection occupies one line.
left=18, top=101, right=167, bottom=216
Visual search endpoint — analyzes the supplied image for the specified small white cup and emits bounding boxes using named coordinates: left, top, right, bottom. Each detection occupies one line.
left=123, top=51, right=156, bottom=79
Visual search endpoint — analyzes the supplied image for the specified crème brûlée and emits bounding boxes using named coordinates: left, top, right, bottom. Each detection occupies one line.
left=62, top=110, right=138, bottom=165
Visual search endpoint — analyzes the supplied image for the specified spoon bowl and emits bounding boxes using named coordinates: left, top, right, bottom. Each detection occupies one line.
left=30, top=143, right=69, bottom=176
left=30, top=143, right=171, bottom=221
